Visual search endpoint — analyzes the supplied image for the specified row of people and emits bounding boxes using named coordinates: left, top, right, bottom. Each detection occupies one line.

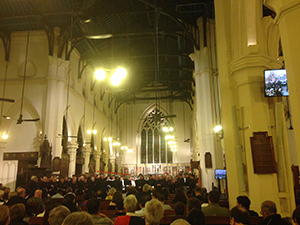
left=25, top=173, right=197, bottom=197
left=0, top=192, right=298, bottom=225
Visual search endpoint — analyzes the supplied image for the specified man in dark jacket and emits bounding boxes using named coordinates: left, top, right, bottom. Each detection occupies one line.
left=257, top=201, right=291, bottom=225
left=7, top=188, right=32, bottom=216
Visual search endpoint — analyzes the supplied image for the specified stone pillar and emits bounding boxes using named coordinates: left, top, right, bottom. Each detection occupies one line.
left=102, top=153, right=110, bottom=174
left=190, top=47, right=216, bottom=190
left=82, top=146, right=91, bottom=174
left=94, top=150, right=101, bottom=174
left=115, top=156, right=122, bottom=173
left=110, top=155, right=116, bottom=173
left=214, top=0, right=295, bottom=215
left=67, top=142, right=77, bottom=177
left=264, top=0, right=300, bottom=166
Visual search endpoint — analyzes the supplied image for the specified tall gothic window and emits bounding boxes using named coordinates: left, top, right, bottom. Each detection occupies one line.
left=140, top=109, right=173, bottom=164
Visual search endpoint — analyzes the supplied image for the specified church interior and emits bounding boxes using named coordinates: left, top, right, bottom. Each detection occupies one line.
left=0, top=0, right=300, bottom=217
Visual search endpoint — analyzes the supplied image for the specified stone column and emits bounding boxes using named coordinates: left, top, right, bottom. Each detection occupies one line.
left=190, top=47, right=216, bottom=190
left=214, top=0, right=295, bottom=215
left=102, top=152, right=110, bottom=174
left=264, top=0, right=300, bottom=166
left=82, top=146, right=91, bottom=174
left=67, top=142, right=77, bottom=177
left=115, top=156, right=122, bottom=173
left=110, top=155, right=116, bottom=173
left=94, top=150, right=101, bottom=174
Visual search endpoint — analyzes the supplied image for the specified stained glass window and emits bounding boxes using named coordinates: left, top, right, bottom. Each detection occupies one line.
left=141, top=130, right=146, bottom=163
left=140, top=109, right=173, bottom=164
left=148, top=129, right=153, bottom=163
left=154, top=128, right=159, bottom=163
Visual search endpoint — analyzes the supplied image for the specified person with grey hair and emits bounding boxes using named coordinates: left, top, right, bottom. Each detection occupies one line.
left=62, top=212, right=93, bottom=225
left=28, top=189, right=44, bottom=214
left=7, top=188, right=31, bottom=216
left=257, top=201, right=290, bottom=225
left=144, top=199, right=164, bottom=225
left=49, top=205, right=70, bottom=225
left=114, top=194, right=145, bottom=225
left=0, top=205, right=10, bottom=225
left=170, top=219, right=191, bottom=225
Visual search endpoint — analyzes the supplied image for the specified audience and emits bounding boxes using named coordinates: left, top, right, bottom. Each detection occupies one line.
left=293, top=205, right=300, bottom=225
left=194, top=186, right=204, bottom=202
left=152, top=191, right=172, bottom=210
left=114, top=194, right=145, bottom=225
left=105, top=188, right=116, bottom=200
left=173, top=201, right=187, bottom=222
left=9, top=203, right=28, bottom=225
left=107, top=191, right=123, bottom=210
left=0, top=205, right=10, bottom=225
left=62, top=212, right=93, bottom=225
left=51, top=189, right=64, bottom=199
left=186, top=198, right=205, bottom=225
left=170, top=219, right=191, bottom=225
left=172, top=190, right=188, bottom=205
left=201, top=190, right=229, bottom=216
left=0, top=190, right=4, bottom=204
left=27, top=189, right=44, bottom=215
left=237, top=196, right=258, bottom=216
left=257, top=201, right=290, bottom=225
left=40, top=199, right=58, bottom=225
left=48, top=206, right=70, bottom=225
left=135, top=194, right=151, bottom=216
left=7, top=188, right=31, bottom=216
left=85, top=198, right=113, bottom=225
left=230, top=205, right=251, bottom=225
left=115, top=201, right=126, bottom=216
left=144, top=199, right=164, bottom=225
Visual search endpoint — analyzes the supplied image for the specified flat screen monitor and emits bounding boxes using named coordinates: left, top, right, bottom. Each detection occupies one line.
left=215, top=169, right=226, bottom=179
left=264, top=69, right=289, bottom=97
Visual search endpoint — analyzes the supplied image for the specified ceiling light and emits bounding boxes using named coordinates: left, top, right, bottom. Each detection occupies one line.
left=162, top=127, right=169, bottom=132
left=95, top=69, right=106, bottom=81
left=169, top=127, right=174, bottom=132
left=115, top=67, right=127, bottom=79
left=92, top=130, right=97, bottom=135
left=103, top=137, right=107, bottom=141
left=108, top=137, right=112, bottom=141
left=110, top=73, right=122, bottom=86
left=87, top=130, right=91, bottom=134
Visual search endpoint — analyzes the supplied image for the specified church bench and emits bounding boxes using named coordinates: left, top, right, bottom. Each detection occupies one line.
left=28, top=217, right=43, bottom=225
left=163, top=210, right=176, bottom=215
left=159, top=216, right=263, bottom=225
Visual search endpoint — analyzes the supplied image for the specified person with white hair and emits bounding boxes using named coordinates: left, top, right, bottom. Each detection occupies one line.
left=114, top=194, right=145, bottom=225
left=144, top=199, right=164, bottom=225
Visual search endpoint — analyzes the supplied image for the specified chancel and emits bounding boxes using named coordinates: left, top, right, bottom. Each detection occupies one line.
left=0, top=0, right=299, bottom=219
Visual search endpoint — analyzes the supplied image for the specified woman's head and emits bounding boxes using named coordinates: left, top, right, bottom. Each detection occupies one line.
left=10, top=203, right=25, bottom=220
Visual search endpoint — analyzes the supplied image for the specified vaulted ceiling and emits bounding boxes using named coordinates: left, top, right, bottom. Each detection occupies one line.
left=0, top=0, right=215, bottom=109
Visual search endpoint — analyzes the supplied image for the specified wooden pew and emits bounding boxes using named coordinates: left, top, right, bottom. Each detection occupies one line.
left=160, top=216, right=263, bottom=225
left=28, top=217, right=43, bottom=225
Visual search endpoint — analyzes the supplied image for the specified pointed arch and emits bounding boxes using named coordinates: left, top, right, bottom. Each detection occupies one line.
left=2, top=97, right=42, bottom=134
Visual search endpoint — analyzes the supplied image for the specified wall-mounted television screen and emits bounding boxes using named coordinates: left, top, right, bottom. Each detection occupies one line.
left=264, top=69, right=289, bottom=97
left=215, top=169, right=226, bottom=179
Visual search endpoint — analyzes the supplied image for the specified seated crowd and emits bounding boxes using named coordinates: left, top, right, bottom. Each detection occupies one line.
left=0, top=173, right=297, bottom=225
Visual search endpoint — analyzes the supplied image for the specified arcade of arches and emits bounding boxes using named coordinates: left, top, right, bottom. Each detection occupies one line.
left=0, top=0, right=300, bottom=217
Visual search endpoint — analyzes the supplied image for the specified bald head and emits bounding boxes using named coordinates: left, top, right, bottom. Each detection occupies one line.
left=34, top=189, right=42, bottom=199
left=261, top=201, right=277, bottom=219
left=17, top=188, right=26, bottom=198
